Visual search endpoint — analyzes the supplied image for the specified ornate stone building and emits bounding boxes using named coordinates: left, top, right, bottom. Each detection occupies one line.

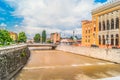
left=92, top=0, right=120, bottom=48
left=82, top=0, right=120, bottom=48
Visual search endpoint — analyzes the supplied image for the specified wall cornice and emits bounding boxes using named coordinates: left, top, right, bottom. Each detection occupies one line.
left=92, top=0, right=120, bottom=15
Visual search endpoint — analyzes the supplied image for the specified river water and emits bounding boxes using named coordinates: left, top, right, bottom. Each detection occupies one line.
left=15, top=50, right=120, bottom=80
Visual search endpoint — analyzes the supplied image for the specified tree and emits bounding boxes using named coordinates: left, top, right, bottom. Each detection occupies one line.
left=42, top=30, right=46, bottom=43
left=0, top=30, right=13, bottom=45
left=47, top=39, right=51, bottom=43
left=34, top=33, right=41, bottom=43
left=18, top=32, right=27, bottom=43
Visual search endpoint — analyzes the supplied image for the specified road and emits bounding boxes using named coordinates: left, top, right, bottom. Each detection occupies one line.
left=15, top=50, right=120, bottom=80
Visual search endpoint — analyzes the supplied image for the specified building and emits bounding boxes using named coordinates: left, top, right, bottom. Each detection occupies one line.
left=50, top=33, right=60, bottom=44
left=82, top=0, right=120, bottom=48
left=9, top=32, right=18, bottom=41
left=82, top=20, right=93, bottom=46
left=60, top=38, right=74, bottom=45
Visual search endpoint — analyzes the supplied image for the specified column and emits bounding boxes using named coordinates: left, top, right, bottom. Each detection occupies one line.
left=101, top=16, right=103, bottom=31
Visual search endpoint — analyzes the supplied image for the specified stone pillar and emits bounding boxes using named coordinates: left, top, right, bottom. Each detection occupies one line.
left=109, top=13, right=111, bottom=30
left=101, top=16, right=103, bottom=31
left=105, top=14, right=107, bottom=30
left=114, top=11, right=117, bottom=29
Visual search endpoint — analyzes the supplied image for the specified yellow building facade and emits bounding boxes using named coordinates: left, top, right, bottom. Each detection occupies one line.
left=82, top=0, right=120, bottom=48
left=9, top=32, right=18, bottom=41
left=82, top=20, right=93, bottom=46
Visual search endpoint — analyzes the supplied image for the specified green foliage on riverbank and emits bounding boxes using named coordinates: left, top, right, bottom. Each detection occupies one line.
left=18, top=32, right=27, bottom=43
left=34, top=33, right=41, bottom=43
left=0, top=30, right=13, bottom=46
left=42, top=30, right=46, bottom=43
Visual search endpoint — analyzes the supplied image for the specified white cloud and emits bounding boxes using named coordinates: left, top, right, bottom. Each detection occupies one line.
left=0, top=23, right=7, bottom=29
left=5, top=0, right=104, bottom=38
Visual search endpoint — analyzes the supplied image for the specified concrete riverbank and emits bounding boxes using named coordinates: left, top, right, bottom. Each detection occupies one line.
left=56, top=45, right=120, bottom=63
left=0, top=44, right=30, bottom=80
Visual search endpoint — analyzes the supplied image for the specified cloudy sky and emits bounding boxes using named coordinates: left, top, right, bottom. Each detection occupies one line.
left=0, top=0, right=109, bottom=38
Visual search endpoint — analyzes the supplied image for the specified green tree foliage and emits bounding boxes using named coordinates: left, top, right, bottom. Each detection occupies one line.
left=0, top=30, right=13, bottom=45
left=47, top=39, right=51, bottom=43
left=18, top=32, right=27, bottom=43
left=42, top=30, right=46, bottom=43
left=34, top=33, right=41, bottom=43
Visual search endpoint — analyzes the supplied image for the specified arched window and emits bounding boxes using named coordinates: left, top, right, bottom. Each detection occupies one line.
left=106, top=35, right=109, bottom=44
left=111, top=19, right=114, bottom=29
left=107, top=20, right=109, bottom=30
left=99, top=36, right=101, bottom=45
left=103, top=35, right=105, bottom=45
left=99, top=22, right=101, bottom=31
left=115, top=34, right=119, bottom=46
left=102, top=35, right=105, bottom=39
left=116, top=17, right=119, bottom=29
left=111, top=35, right=114, bottom=45
left=103, top=21, right=105, bottom=30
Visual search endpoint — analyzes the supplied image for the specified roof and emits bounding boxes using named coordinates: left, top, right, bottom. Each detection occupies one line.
left=92, top=0, right=120, bottom=15
left=60, top=39, right=74, bottom=43
left=9, top=32, right=17, bottom=35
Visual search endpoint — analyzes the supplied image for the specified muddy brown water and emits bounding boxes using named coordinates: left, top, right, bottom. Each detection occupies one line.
left=15, top=50, right=120, bottom=80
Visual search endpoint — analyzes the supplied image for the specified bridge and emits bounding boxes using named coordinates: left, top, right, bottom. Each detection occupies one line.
left=27, top=43, right=57, bottom=50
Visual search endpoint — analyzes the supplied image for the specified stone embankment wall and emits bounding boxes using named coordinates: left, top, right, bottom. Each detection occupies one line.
left=0, top=44, right=30, bottom=80
left=56, top=45, right=120, bottom=63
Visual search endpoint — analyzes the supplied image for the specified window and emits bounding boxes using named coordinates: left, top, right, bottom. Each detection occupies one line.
left=86, top=30, right=87, bottom=33
left=116, top=17, right=119, bottom=29
left=94, top=27, right=96, bottom=31
left=111, top=35, right=114, bottom=39
left=99, top=36, right=101, bottom=45
left=111, top=35, right=114, bottom=45
left=102, top=35, right=105, bottom=39
left=106, top=35, right=109, bottom=38
left=103, top=21, right=105, bottom=30
left=107, top=20, right=109, bottom=30
left=106, top=35, right=109, bottom=44
left=111, top=19, right=114, bottom=29
left=99, top=22, right=101, bottom=31
left=88, top=30, right=90, bottom=33
left=115, top=34, right=119, bottom=46
left=102, top=35, right=105, bottom=45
